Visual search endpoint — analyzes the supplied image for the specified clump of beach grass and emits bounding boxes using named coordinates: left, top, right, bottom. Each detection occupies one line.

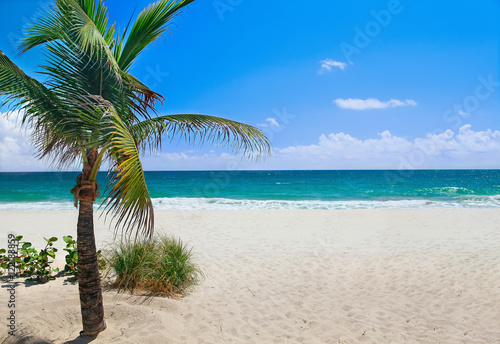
left=104, top=235, right=202, bottom=297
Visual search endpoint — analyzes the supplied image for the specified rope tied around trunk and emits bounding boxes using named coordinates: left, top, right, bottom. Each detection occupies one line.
left=71, top=173, right=100, bottom=207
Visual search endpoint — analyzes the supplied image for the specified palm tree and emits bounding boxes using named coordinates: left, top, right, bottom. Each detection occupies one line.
left=0, top=0, right=270, bottom=336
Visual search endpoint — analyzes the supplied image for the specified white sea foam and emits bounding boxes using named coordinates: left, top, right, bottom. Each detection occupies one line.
left=151, top=196, right=500, bottom=210
left=1, top=196, right=499, bottom=211
left=0, top=201, right=75, bottom=211
left=433, top=186, right=474, bottom=194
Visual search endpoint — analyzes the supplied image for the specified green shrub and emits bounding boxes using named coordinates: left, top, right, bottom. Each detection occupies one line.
left=16, top=236, right=59, bottom=282
left=0, top=249, right=9, bottom=275
left=0, top=235, right=107, bottom=282
left=63, top=235, right=78, bottom=275
left=0, top=235, right=58, bottom=280
left=105, top=235, right=202, bottom=296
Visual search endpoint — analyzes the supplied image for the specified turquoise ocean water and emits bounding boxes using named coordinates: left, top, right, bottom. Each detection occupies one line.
left=0, top=170, right=499, bottom=210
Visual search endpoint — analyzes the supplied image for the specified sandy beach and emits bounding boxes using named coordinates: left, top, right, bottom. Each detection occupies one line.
left=1, top=209, right=499, bottom=343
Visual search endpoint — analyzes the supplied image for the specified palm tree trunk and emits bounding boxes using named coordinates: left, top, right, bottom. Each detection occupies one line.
left=73, top=148, right=106, bottom=336
left=77, top=199, right=106, bottom=336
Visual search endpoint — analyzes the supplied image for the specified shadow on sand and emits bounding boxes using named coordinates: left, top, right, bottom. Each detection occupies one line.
left=1, top=329, right=100, bottom=344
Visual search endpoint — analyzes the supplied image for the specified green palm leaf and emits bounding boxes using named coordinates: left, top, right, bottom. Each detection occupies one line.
left=21, top=0, right=121, bottom=82
left=18, top=2, right=63, bottom=52
left=0, top=51, right=56, bottom=112
left=117, top=0, right=195, bottom=71
left=75, top=0, right=115, bottom=43
left=0, top=50, right=79, bottom=164
left=132, top=114, right=272, bottom=158
left=103, top=109, right=154, bottom=237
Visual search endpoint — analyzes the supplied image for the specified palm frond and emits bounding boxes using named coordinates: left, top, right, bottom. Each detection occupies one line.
left=18, top=2, right=62, bottom=52
left=102, top=108, right=154, bottom=237
left=0, top=50, right=72, bottom=161
left=75, top=0, right=115, bottom=44
left=131, top=114, right=272, bottom=158
left=0, top=50, right=55, bottom=110
left=112, top=10, right=136, bottom=62
left=62, top=0, right=122, bottom=81
left=117, top=0, right=195, bottom=71
left=122, top=71, right=164, bottom=117
left=1, top=51, right=107, bottom=167
left=20, top=0, right=121, bottom=82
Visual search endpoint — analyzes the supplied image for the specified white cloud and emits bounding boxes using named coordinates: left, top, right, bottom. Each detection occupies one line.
left=0, top=111, right=51, bottom=171
left=275, top=125, right=500, bottom=169
left=318, top=58, right=349, bottom=74
left=265, top=118, right=280, bottom=128
left=258, top=117, right=280, bottom=128
left=2, top=112, right=498, bottom=171
left=334, top=98, right=418, bottom=110
left=138, top=125, right=500, bottom=170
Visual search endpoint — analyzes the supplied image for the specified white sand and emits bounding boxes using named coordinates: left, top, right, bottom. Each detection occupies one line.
left=1, top=209, right=500, bottom=343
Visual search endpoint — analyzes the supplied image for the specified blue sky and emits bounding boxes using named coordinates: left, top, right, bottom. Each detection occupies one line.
left=0, top=0, right=499, bottom=171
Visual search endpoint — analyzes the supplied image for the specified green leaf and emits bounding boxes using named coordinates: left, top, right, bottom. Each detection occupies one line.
left=22, top=242, right=32, bottom=249
left=117, top=0, right=195, bottom=71
left=45, top=237, right=58, bottom=243
left=102, top=108, right=154, bottom=237
left=132, top=114, right=271, bottom=159
left=47, top=251, right=56, bottom=259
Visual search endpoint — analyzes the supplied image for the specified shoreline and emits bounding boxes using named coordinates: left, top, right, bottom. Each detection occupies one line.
left=1, top=209, right=500, bottom=343
left=1, top=197, right=500, bottom=211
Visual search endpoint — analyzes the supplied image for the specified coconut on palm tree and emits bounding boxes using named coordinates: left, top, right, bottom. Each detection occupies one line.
left=0, top=0, right=270, bottom=336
